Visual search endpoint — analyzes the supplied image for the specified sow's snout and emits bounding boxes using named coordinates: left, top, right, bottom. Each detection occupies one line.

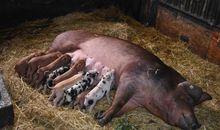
left=178, top=113, right=201, bottom=130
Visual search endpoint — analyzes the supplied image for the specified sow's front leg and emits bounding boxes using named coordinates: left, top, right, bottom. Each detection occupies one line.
left=95, top=72, right=135, bottom=126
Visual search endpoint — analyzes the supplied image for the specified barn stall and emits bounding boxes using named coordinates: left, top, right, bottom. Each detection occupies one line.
left=0, top=0, right=220, bottom=130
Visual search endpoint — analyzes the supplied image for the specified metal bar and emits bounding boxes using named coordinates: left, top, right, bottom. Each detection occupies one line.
left=191, top=0, right=197, bottom=14
left=197, top=0, right=205, bottom=16
left=195, top=0, right=200, bottom=16
left=216, top=2, right=220, bottom=26
left=202, top=0, right=208, bottom=18
left=185, top=0, right=191, bottom=11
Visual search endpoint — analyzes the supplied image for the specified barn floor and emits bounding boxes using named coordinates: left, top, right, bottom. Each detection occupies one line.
left=0, top=7, right=220, bottom=130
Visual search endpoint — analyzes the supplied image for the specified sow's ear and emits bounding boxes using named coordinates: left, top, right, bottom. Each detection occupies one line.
left=197, top=92, right=212, bottom=105
left=178, top=81, right=212, bottom=105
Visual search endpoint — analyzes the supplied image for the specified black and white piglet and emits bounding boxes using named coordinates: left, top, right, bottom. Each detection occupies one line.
left=83, top=69, right=115, bottom=112
left=39, top=64, right=71, bottom=91
left=45, top=64, right=70, bottom=86
left=62, top=69, right=99, bottom=106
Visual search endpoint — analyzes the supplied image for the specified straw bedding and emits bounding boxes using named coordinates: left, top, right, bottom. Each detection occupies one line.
left=0, top=7, right=219, bottom=130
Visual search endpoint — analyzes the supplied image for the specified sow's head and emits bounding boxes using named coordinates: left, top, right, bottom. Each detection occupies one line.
left=166, top=81, right=212, bottom=130
left=174, top=81, right=212, bottom=129
left=178, top=81, right=212, bottom=106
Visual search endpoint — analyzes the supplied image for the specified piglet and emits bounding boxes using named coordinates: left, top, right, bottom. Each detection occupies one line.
left=83, top=69, right=115, bottom=112
left=34, top=54, right=71, bottom=87
left=15, top=51, right=45, bottom=78
left=61, top=70, right=99, bottom=107
left=38, top=64, right=71, bottom=92
left=86, top=61, right=106, bottom=84
left=74, top=89, right=91, bottom=110
left=48, top=72, right=84, bottom=106
left=101, top=66, right=111, bottom=75
left=27, top=51, right=62, bottom=85
left=52, top=59, right=86, bottom=85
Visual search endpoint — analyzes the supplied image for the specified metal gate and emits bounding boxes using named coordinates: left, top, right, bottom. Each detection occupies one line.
left=160, top=0, right=220, bottom=28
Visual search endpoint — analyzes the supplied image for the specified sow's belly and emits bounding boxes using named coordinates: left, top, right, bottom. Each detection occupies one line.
left=79, top=37, right=142, bottom=74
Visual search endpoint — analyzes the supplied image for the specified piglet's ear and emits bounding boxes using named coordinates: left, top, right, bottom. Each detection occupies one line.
left=82, top=71, right=86, bottom=76
left=64, top=90, right=68, bottom=94
left=197, top=92, right=212, bottom=104
left=106, top=76, right=111, bottom=80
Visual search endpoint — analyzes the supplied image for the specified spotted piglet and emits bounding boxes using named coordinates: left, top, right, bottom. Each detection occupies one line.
left=83, top=69, right=115, bottom=112
left=48, top=72, right=84, bottom=106
left=62, top=70, right=99, bottom=107
left=39, top=64, right=71, bottom=91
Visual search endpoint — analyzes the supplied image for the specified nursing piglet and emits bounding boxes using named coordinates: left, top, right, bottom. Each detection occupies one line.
left=62, top=70, right=99, bottom=107
left=52, top=59, right=86, bottom=85
left=83, top=69, right=115, bottom=112
left=34, top=54, right=71, bottom=87
left=74, top=67, right=111, bottom=110
left=91, top=62, right=105, bottom=82
left=15, top=51, right=45, bottom=78
left=48, top=72, right=84, bottom=106
left=27, top=51, right=62, bottom=85
left=39, top=64, right=70, bottom=91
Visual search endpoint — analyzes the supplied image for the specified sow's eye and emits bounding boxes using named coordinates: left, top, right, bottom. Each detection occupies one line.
left=88, top=99, right=94, bottom=105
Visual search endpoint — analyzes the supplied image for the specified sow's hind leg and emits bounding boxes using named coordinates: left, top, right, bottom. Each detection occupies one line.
left=95, top=72, right=136, bottom=126
left=47, top=30, right=95, bottom=53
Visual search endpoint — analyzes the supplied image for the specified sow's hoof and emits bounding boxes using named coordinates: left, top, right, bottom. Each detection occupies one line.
left=97, top=118, right=106, bottom=127
left=94, top=110, right=105, bottom=120
left=0, top=74, right=14, bottom=128
left=94, top=110, right=107, bottom=127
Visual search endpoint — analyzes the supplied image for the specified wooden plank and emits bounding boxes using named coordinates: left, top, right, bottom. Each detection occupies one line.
left=207, top=32, right=220, bottom=65
left=156, top=6, right=211, bottom=58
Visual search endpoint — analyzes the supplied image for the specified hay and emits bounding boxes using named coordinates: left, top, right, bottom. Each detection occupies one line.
left=0, top=6, right=219, bottom=130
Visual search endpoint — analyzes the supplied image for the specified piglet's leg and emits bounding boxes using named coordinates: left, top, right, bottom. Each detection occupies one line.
left=106, top=91, right=111, bottom=104
left=48, top=90, right=56, bottom=102
left=68, top=100, right=76, bottom=108
left=95, top=74, right=135, bottom=126
left=88, top=102, right=96, bottom=113
left=54, top=91, right=65, bottom=106
left=37, top=85, right=44, bottom=91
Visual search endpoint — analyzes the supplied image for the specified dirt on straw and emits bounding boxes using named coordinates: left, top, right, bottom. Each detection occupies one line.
left=0, top=6, right=219, bottom=130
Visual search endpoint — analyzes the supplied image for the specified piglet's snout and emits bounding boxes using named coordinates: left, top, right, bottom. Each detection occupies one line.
left=81, top=105, right=86, bottom=110
left=178, top=113, right=201, bottom=130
